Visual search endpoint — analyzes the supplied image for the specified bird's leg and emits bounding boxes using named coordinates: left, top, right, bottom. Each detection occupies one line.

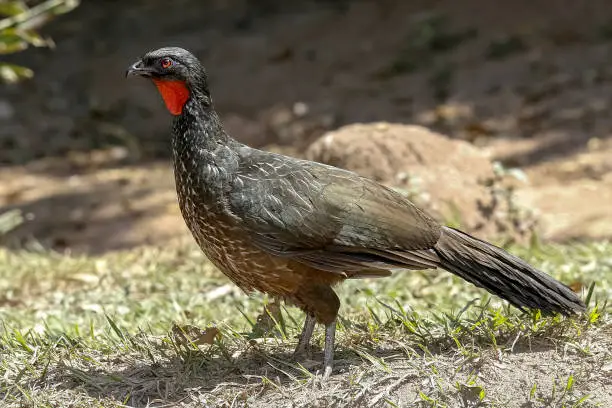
left=293, top=284, right=339, bottom=378
left=293, top=314, right=316, bottom=358
left=322, top=319, right=336, bottom=380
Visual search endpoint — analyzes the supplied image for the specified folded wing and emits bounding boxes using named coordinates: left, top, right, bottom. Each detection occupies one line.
left=226, top=153, right=442, bottom=277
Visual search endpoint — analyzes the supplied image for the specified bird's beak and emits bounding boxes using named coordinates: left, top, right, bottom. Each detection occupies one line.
left=125, top=59, right=153, bottom=78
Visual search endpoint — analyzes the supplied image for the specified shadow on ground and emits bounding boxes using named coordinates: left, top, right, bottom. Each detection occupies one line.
left=49, top=332, right=562, bottom=407
left=0, top=161, right=188, bottom=254
left=2, top=0, right=612, bottom=169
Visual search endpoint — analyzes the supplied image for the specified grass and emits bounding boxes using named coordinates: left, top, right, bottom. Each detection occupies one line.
left=0, top=240, right=610, bottom=407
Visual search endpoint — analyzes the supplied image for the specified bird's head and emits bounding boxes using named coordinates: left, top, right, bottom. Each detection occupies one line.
left=126, top=47, right=210, bottom=115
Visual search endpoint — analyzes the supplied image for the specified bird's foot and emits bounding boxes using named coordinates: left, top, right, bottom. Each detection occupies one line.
left=293, top=315, right=336, bottom=380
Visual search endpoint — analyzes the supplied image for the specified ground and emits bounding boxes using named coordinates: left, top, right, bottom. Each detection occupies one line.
left=1, top=0, right=612, bottom=407
left=1, top=242, right=610, bottom=407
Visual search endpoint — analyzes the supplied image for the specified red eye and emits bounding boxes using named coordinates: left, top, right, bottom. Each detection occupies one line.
left=161, top=58, right=172, bottom=69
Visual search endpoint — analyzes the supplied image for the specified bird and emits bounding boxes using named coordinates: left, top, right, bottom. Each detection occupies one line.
left=126, top=47, right=586, bottom=379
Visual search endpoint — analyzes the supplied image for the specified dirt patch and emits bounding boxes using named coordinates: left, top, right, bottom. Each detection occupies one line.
left=0, top=152, right=190, bottom=253
left=488, top=137, right=612, bottom=241
left=26, top=325, right=612, bottom=408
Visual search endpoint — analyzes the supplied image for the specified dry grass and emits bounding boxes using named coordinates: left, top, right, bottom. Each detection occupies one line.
left=0, top=240, right=610, bottom=407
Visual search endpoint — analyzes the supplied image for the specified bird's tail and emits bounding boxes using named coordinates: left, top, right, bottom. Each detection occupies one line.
left=433, top=226, right=585, bottom=315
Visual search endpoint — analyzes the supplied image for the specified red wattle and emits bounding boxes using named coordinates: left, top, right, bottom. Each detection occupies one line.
left=152, top=79, right=190, bottom=115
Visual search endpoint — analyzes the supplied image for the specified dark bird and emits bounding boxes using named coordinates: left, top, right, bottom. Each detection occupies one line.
left=126, top=47, right=586, bottom=378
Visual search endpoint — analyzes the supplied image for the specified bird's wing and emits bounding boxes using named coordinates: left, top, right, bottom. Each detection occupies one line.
left=226, top=152, right=441, bottom=277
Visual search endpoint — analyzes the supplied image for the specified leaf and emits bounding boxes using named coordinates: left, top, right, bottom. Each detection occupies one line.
left=0, top=1, right=27, bottom=17
left=172, top=323, right=220, bottom=346
left=16, top=29, right=49, bottom=47
left=0, top=209, right=24, bottom=234
left=0, top=62, right=33, bottom=83
left=12, top=329, right=33, bottom=353
left=0, top=30, right=29, bottom=54
left=585, top=281, right=596, bottom=307
left=52, top=0, right=80, bottom=16
left=529, top=383, right=537, bottom=400
left=568, top=281, right=584, bottom=293
left=565, top=373, right=574, bottom=392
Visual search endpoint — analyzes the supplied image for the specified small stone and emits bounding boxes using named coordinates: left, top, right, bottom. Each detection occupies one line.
left=292, top=102, right=309, bottom=117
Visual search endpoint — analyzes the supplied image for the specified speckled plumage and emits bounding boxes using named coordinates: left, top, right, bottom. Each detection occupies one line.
left=128, top=47, right=586, bottom=378
left=171, top=97, right=344, bottom=315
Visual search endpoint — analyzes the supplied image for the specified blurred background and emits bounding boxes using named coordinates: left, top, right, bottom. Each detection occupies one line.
left=1, top=0, right=612, bottom=254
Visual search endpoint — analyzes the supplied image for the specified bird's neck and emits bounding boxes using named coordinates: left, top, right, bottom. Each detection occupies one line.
left=171, top=97, right=240, bottom=199
left=172, top=97, right=229, bottom=150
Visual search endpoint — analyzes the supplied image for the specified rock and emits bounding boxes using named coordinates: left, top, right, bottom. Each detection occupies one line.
left=305, top=123, right=537, bottom=241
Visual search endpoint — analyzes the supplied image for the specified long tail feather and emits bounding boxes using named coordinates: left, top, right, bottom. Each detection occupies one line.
left=433, top=227, right=585, bottom=315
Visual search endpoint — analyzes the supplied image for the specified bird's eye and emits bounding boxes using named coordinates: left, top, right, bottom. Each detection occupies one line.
left=160, top=58, right=173, bottom=69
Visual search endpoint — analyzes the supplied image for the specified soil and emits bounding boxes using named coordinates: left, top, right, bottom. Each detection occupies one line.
left=1, top=0, right=611, bottom=253
left=306, top=123, right=538, bottom=241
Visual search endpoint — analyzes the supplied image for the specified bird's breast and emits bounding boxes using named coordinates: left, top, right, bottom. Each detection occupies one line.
left=172, top=158, right=318, bottom=296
